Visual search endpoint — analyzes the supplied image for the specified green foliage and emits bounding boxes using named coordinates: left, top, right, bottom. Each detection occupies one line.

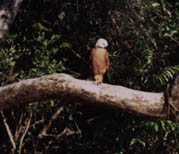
left=0, top=0, right=178, bottom=153
left=106, top=0, right=179, bottom=91
left=130, top=138, right=145, bottom=147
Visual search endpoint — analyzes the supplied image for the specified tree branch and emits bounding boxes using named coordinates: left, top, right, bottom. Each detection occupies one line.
left=0, top=110, right=16, bottom=151
left=0, top=73, right=178, bottom=121
left=19, top=112, right=32, bottom=154
left=38, top=107, right=64, bottom=139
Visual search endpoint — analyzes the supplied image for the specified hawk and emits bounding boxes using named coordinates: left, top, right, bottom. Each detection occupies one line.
left=90, top=38, right=110, bottom=84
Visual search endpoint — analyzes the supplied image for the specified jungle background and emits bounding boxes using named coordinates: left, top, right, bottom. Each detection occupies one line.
left=0, top=0, right=179, bottom=153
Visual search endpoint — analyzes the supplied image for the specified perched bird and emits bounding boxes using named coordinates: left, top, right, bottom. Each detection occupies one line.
left=90, top=38, right=110, bottom=84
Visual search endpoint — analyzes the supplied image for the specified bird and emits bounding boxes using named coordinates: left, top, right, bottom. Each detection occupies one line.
left=90, top=38, right=110, bottom=84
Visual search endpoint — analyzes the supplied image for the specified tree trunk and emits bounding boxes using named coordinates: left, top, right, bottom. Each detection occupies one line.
left=0, top=73, right=178, bottom=121
left=0, top=0, right=23, bottom=38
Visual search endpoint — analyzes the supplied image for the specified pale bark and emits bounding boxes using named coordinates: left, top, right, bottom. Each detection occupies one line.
left=0, top=73, right=178, bottom=121
left=0, top=0, right=23, bottom=38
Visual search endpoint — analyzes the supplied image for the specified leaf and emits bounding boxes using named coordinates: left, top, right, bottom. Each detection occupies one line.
left=152, top=3, right=160, bottom=8
left=160, top=121, right=166, bottom=131
left=52, top=48, right=59, bottom=54
left=9, top=61, right=16, bottom=67
left=37, top=36, right=43, bottom=42
left=163, top=33, right=171, bottom=38
left=58, top=12, right=65, bottom=20
left=51, top=34, right=61, bottom=40
left=31, top=68, right=37, bottom=73
left=154, top=123, right=159, bottom=132
left=130, top=138, right=145, bottom=147
left=60, top=42, right=72, bottom=48
left=166, top=70, right=173, bottom=79
left=50, top=100, right=54, bottom=107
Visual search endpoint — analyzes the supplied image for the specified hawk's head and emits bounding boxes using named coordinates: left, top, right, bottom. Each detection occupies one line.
left=95, top=38, right=108, bottom=48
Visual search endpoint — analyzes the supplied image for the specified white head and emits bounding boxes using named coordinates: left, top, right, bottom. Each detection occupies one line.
left=95, top=38, right=108, bottom=48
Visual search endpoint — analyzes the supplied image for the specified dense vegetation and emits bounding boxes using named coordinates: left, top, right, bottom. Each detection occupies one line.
left=0, top=0, right=178, bottom=153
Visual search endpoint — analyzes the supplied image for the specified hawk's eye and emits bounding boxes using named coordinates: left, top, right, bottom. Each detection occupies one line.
left=0, top=14, right=8, bottom=19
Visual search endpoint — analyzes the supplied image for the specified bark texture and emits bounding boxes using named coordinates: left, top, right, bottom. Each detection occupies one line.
left=0, top=73, right=178, bottom=121
left=0, top=0, right=23, bottom=38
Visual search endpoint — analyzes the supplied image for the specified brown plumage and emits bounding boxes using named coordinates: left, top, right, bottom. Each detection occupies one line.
left=90, top=47, right=110, bottom=84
